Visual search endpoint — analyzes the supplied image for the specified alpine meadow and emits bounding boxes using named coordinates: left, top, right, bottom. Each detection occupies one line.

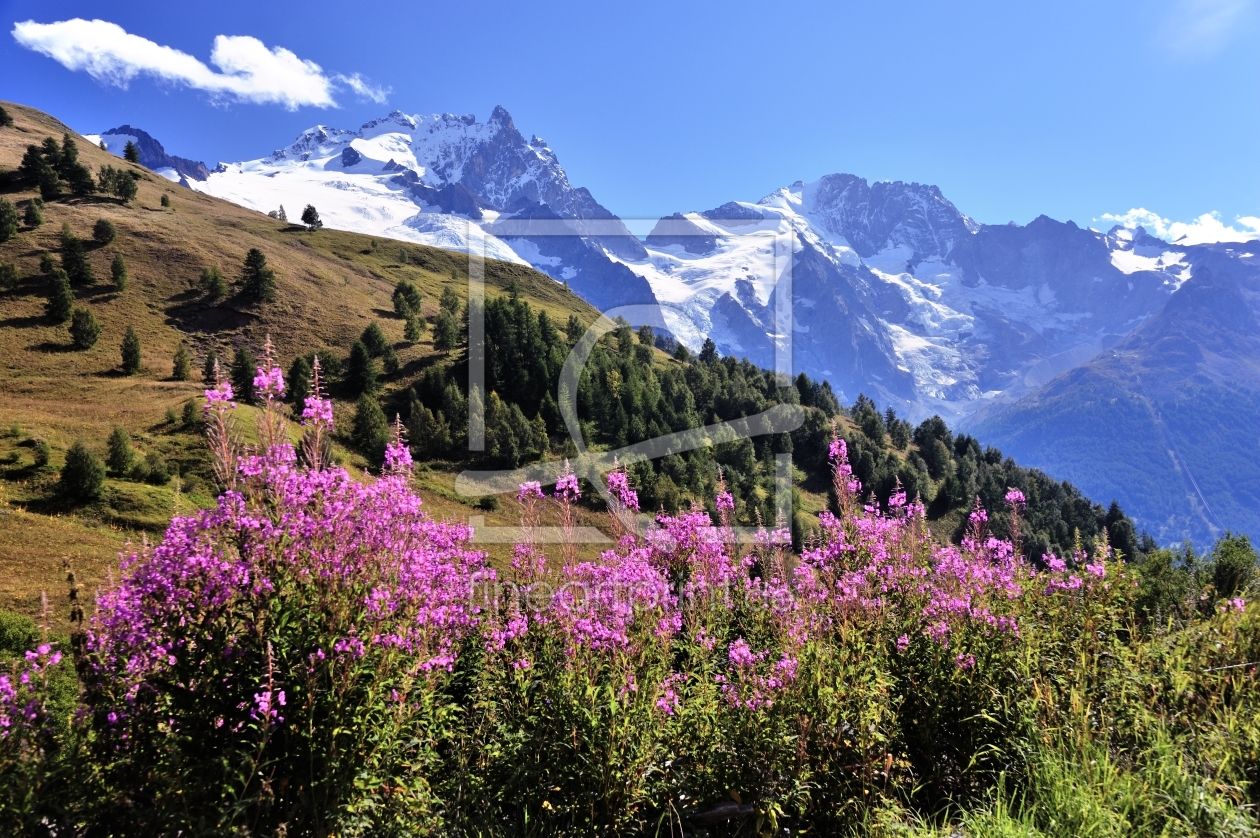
left=1, top=5, right=1259, bottom=834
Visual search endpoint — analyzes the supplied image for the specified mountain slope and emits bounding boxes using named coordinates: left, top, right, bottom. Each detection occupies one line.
left=971, top=244, right=1260, bottom=544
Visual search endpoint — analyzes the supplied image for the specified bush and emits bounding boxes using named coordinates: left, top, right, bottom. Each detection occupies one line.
left=0, top=262, right=18, bottom=290
left=32, top=439, right=51, bottom=469
left=475, top=494, right=500, bottom=512
left=69, top=306, right=100, bottom=349
left=120, top=326, right=141, bottom=375
left=1209, top=532, right=1258, bottom=599
left=181, top=399, right=199, bottom=427
left=143, top=451, right=170, bottom=485
left=160, top=193, right=171, bottom=208
left=58, top=440, right=105, bottom=501
left=0, top=609, right=39, bottom=657
left=92, top=218, right=117, bottom=245
left=23, top=199, right=42, bottom=228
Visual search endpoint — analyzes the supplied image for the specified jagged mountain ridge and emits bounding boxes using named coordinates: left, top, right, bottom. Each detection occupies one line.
left=85, top=125, right=211, bottom=185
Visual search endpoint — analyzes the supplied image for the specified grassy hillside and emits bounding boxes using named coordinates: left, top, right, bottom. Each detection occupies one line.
left=0, top=100, right=605, bottom=614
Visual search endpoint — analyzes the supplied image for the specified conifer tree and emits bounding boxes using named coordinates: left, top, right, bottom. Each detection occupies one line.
left=123, top=140, right=140, bottom=164
left=160, top=193, right=171, bottom=208
left=172, top=344, right=192, bottom=381
left=0, top=263, right=17, bottom=290
left=240, top=248, right=276, bottom=302
left=287, top=355, right=312, bottom=408
left=59, top=441, right=105, bottom=502
left=351, top=393, right=390, bottom=467
left=393, top=279, right=422, bottom=317
left=231, top=346, right=258, bottom=404
left=0, top=198, right=18, bottom=242
left=0, top=105, right=12, bottom=127
left=300, top=204, right=323, bottom=231
left=46, top=269, right=74, bottom=323
left=439, top=286, right=461, bottom=316
left=699, top=338, right=718, bottom=364
left=202, top=349, right=220, bottom=385
left=404, top=316, right=425, bottom=342
left=69, top=306, right=100, bottom=349
left=201, top=266, right=225, bottom=300
left=93, top=218, right=117, bottom=245
left=433, top=310, right=460, bottom=351
left=277, top=205, right=287, bottom=223
left=566, top=314, right=584, bottom=344
left=39, top=252, right=55, bottom=275
left=344, top=340, right=379, bottom=396
left=60, top=230, right=94, bottom=285
left=121, top=326, right=142, bottom=375
left=111, top=253, right=128, bottom=291
left=23, top=198, right=42, bottom=228
left=382, top=345, right=399, bottom=375
left=360, top=322, right=389, bottom=357
left=106, top=426, right=134, bottom=475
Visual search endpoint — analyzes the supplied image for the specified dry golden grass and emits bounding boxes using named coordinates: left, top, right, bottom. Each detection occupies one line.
left=0, top=100, right=608, bottom=616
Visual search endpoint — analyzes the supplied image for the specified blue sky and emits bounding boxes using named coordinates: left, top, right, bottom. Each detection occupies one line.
left=2, top=0, right=1258, bottom=235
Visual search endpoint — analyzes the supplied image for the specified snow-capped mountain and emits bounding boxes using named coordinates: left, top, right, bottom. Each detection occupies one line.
left=83, top=125, right=210, bottom=185
left=136, top=107, right=1215, bottom=420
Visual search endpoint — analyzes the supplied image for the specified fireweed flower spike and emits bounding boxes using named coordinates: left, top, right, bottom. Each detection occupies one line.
left=300, top=355, right=333, bottom=471
left=555, top=460, right=580, bottom=567
left=204, top=359, right=240, bottom=489
left=384, top=414, right=414, bottom=477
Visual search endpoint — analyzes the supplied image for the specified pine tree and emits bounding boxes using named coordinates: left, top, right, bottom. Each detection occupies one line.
left=203, top=349, right=220, bottom=385
left=351, top=394, right=390, bottom=467
left=23, top=199, right=42, bottom=228
left=344, top=340, right=379, bottom=396
left=300, top=204, right=323, bottom=231
left=172, top=344, right=192, bottom=381
left=59, top=441, right=105, bottom=502
left=60, top=133, right=79, bottom=172
left=69, top=307, right=100, bottom=349
left=39, top=252, right=55, bottom=275
left=0, top=106, right=12, bottom=128
left=111, top=253, right=128, bottom=291
left=240, top=248, right=276, bottom=302
left=46, top=270, right=74, bottom=323
left=439, top=286, right=461, bottom=316
left=231, top=347, right=258, bottom=404
left=287, top=355, right=312, bottom=407
left=566, top=314, right=584, bottom=344
left=106, top=426, right=134, bottom=475
left=361, top=322, right=389, bottom=357
left=201, top=266, right=225, bottom=300
left=123, top=140, right=140, bottom=164
left=60, top=231, right=94, bottom=285
left=0, top=263, right=17, bottom=290
left=404, top=316, right=425, bottom=342
left=277, top=205, right=288, bottom=223
left=0, top=198, right=18, bottom=242
left=120, top=326, right=142, bottom=375
left=433, top=310, right=460, bottom=351
left=393, top=279, right=422, bottom=317
left=93, top=218, right=117, bottom=245
left=382, top=345, right=399, bottom=375
left=699, top=338, right=718, bottom=364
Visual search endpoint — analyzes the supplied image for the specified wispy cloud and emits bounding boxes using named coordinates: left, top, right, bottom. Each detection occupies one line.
left=1157, top=0, right=1257, bottom=58
left=334, top=72, right=391, bottom=105
left=11, top=18, right=388, bottom=109
left=1099, top=208, right=1260, bottom=246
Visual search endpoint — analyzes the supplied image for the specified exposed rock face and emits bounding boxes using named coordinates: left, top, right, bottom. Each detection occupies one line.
left=100, top=125, right=211, bottom=182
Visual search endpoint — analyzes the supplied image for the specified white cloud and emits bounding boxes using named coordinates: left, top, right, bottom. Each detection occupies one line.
left=1158, top=0, right=1257, bottom=57
left=333, top=73, right=390, bottom=104
left=12, top=18, right=389, bottom=110
left=1099, top=208, right=1260, bottom=246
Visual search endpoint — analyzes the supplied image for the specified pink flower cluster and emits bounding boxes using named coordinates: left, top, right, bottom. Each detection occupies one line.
left=301, top=396, right=334, bottom=428
left=606, top=470, right=640, bottom=512
left=253, top=365, right=285, bottom=400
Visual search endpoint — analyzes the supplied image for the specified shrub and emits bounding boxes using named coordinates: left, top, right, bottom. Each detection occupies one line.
left=110, top=253, right=127, bottom=291
left=143, top=451, right=170, bottom=485
left=69, top=306, right=100, bottom=349
left=0, top=263, right=18, bottom=290
left=23, top=199, right=42, bottom=228
left=31, top=439, right=51, bottom=469
left=171, top=343, right=192, bottom=381
left=1209, top=532, right=1258, bottom=599
left=106, top=426, right=134, bottom=475
left=160, top=193, right=171, bottom=208
left=181, top=399, right=198, bottom=427
left=475, top=494, right=500, bottom=512
left=120, top=326, right=141, bottom=375
left=92, top=218, right=117, bottom=245
left=59, top=440, right=105, bottom=501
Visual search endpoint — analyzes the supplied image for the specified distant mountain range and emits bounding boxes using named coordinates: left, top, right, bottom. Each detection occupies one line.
left=86, top=108, right=1260, bottom=545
